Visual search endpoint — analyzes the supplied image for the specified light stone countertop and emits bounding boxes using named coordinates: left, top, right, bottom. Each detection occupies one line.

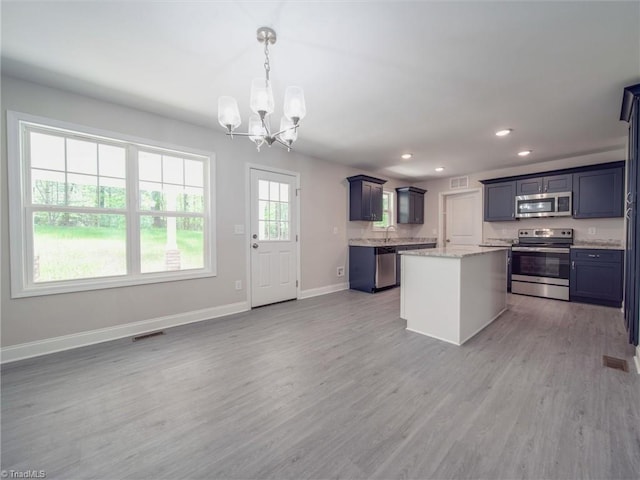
left=349, top=237, right=437, bottom=247
left=571, top=243, right=624, bottom=250
left=400, top=245, right=509, bottom=258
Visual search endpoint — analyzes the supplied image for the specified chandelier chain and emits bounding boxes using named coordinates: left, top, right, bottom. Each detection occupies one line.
left=263, top=41, right=271, bottom=82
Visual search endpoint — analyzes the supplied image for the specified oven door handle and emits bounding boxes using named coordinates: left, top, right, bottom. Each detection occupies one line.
left=512, top=247, right=571, bottom=253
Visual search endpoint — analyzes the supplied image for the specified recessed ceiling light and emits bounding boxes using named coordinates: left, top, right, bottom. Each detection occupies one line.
left=435, top=167, right=444, bottom=172
left=495, top=129, right=513, bottom=137
left=401, top=153, right=413, bottom=160
left=518, top=150, right=532, bottom=157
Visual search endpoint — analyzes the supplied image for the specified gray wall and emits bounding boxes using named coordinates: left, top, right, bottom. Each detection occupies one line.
left=0, top=76, right=372, bottom=347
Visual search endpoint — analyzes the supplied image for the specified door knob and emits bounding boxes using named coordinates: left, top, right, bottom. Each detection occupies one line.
left=252, top=243, right=259, bottom=249
left=252, top=234, right=258, bottom=239
left=446, top=239, right=451, bottom=243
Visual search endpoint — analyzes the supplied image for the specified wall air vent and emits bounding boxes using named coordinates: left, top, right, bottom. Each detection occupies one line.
left=450, top=176, right=469, bottom=189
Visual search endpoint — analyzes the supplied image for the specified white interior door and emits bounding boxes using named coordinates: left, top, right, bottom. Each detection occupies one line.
left=444, top=190, right=481, bottom=245
left=250, top=168, right=298, bottom=307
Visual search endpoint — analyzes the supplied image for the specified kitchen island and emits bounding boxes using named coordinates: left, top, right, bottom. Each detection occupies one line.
left=400, top=246, right=508, bottom=345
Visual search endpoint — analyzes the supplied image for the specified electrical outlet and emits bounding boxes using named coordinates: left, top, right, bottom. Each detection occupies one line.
left=432, top=228, right=437, bottom=235
left=235, top=280, right=242, bottom=290
left=337, top=266, right=345, bottom=277
left=333, top=226, right=338, bottom=234
left=588, top=227, right=597, bottom=235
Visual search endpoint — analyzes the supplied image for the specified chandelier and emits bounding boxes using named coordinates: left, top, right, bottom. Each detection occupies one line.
left=217, top=27, right=306, bottom=152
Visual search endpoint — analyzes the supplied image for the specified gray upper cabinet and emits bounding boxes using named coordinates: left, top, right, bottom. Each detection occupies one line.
left=347, top=175, right=386, bottom=221
left=516, top=174, right=572, bottom=195
left=573, top=166, right=624, bottom=218
left=484, top=181, right=516, bottom=221
left=396, top=187, right=426, bottom=224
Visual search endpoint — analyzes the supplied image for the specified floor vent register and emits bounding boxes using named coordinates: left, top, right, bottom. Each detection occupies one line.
left=132, top=331, right=165, bottom=342
left=602, top=355, right=629, bottom=372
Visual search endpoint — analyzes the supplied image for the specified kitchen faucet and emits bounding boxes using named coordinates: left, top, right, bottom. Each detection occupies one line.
left=385, top=225, right=396, bottom=243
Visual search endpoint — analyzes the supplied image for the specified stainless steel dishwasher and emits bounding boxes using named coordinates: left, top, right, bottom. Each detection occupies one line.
left=375, top=246, right=397, bottom=289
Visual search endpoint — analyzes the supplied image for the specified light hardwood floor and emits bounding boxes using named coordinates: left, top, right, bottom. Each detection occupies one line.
left=2, top=290, right=639, bottom=480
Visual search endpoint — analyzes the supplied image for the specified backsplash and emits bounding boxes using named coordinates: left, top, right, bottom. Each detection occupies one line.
left=483, top=216, right=625, bottom=246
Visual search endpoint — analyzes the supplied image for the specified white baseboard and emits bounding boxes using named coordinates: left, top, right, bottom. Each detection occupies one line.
left=634, top=345, right=640, bottom=375
left=1, top=301, right=250, bottom=364
left=299, top=282, right=349, bottom=299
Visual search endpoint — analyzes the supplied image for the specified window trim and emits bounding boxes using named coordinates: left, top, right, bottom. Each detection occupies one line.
left=7, top=110, right=217, bottom=298
left=372, top=190, right=395, bottom=231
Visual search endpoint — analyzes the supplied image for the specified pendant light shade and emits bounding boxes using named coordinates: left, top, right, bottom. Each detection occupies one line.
left=217, top=96, right=241, bottom=131
left=248, top=115, right=267, bottom=145
left=283, top=86, right=306, bottom=123
left=250, top=78, right=274, bottom=116
left=279, top=117, right=297, bottom=143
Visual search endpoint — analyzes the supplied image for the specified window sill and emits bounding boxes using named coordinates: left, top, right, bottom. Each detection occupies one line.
left=11, top=270, right=217, bottom=299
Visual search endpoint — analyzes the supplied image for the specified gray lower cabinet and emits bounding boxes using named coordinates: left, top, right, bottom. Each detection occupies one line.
left=570, top=249, right=624, bottom=307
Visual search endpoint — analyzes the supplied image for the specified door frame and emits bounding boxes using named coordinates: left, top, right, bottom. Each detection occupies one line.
left=245, top=163, right=301, bottom=307
left=438, top=188, right=483, bottom=246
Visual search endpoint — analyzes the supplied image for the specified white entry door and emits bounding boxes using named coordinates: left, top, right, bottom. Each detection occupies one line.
left=444, top=190, right=482, bottom=245
left=250, top=168, right=298, bottom=307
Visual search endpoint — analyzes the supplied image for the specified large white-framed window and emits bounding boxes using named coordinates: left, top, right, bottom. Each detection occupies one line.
left=7, top=111, right=216, bottom=298
left=373, top=190, right=395, bottom=230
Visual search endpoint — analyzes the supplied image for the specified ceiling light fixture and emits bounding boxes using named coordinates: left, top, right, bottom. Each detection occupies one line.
left=217, top=27, right=306, bottom=152
left=401, top=153, right=413, bottom=160
left=518, top=150, right=532, bottom=157
left=435, top=167, right=444, bottom=172
left=495, top=129, right=513, bottom=137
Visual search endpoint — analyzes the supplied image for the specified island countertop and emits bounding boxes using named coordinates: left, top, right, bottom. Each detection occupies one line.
left=400, top=245, right=508, bottom=258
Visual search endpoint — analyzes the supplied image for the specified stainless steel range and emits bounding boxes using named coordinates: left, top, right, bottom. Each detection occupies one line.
left=511, top=228, right=573, bottom=301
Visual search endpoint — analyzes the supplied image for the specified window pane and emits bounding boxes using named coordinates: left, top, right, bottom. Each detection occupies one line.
left=99, top=178, right=126, bottom=209
left=30, top=131, right=65, bottom=171
left=163, top=155, right=183, bottom=184
left=67, top=138, right=97, bottom=175
left=139, top=182, right=164, bottom=210
left=258, top=200, right=268, bottom=220
left=181, top=187, right=204, bottom=213
left=67, top=173, right=98, bottom=207
left=184, top=159, right=203, bottom=187
left=140, top=215, right=204, bottom=273
left=258, top=220, right=268, bottom=240
left=280, top=203, right=289, bottom=221
left=268, top=221, right=278, bottom=239
left=32, top=169, right=66, bottom=206
left=258, top=180, right=269, bottom=200
left=138, top=151, right=162, bottom=182
left=269, top=181, right=280, bottom=201
left=280, top=184, right=289, bottom=202
left=33, top=213, right=126, bottom=282
left=382, top=193, right=389, bottom=210
left=98, top=144, right=126, bottom=178
left=279, top=221, right=289, bottom=240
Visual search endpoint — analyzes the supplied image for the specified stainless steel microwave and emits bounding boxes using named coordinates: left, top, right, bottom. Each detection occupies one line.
left=515, top=192, right=572, bottom=218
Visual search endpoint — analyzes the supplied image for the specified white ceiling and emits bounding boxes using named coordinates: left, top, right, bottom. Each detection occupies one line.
left=2, top=1, right=639, bottom=181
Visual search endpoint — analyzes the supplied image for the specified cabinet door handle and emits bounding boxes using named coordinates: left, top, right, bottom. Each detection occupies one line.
left=587, top=254, right=599, bottom=258
left=625, top=207, right=632, bottom=220
left=626, top=192, right=633, bottom=205
left=572, top=261, right=575, bottom=269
